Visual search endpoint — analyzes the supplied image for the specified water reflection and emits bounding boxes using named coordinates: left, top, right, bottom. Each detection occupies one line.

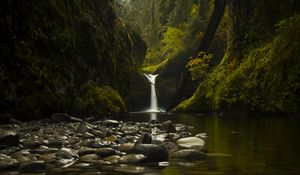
left=127, top=113, right=300, bottom=175
left=150, top=112, right=157, bottom=121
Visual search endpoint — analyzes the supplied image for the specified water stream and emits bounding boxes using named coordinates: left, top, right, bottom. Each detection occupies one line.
left=144, top=74, right=161, bottom=120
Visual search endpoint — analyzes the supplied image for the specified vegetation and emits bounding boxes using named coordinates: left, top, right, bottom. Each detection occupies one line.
left=0, top=0, right=135, bottom=119
left=174, top=14, right=300, bottom=115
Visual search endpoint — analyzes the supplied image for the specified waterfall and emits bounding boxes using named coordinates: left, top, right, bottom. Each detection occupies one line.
left=145, top=74, right=160, bottom=113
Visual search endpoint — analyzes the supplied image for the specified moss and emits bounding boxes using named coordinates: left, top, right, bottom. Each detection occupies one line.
left=74, top=81, right=127, bottom=117
left=0, top=0, right=134, bottom=119
left=174, top=15, right=300, bottom=115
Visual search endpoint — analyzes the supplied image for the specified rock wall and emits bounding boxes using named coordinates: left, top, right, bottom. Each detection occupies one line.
left=174, top=0, right=300, bottom=115
left=0, top=0, right=135, bottom=119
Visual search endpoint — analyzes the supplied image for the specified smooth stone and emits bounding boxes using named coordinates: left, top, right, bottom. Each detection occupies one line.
left=0, top=130, right=20, bottom=149
left=160, top=142, right=179, bottom=150
left=11, top=152, right=31, bottom=163
left=119, top=154, right=147, bottom=164
left=83, top=132, right=94, bottom=139
left=95, top=148, right=116, bottom=158
left=19, top=160, right=46, bottom=172
left=78, top=148, right=96, bottom=156
left=0, top=146, right=20, bottom=155
left=79, top=154, right=101, bottom=162
left=171, top=149, right=207, bottom=161
left=102, top=120, right=119, bottom=127
left=80, top=139, right=95, bottom=147
left=176, top=137, right=206, bottom=151
left=76, top=122, right=93, bottom=133
left=56, top=148, right=78, bottom=159
left=0, top=153, right=19, bottom=170
left=175, top=124, right=188, bottom=132
left=135, top=133, right=152, bottom=145
left=39, top=153, right=56, bottom=163
left=46, top=140, right=63, bottom=148
left=131, top=144, right=168, bottom=162
left=118, top=143, right=135, bottom=153
left=103, top=155, right=120, bottom=164
left=103, top=135, right=118, bottom=143
left=30, top=147, right=58, bottom=154
left=160, top=120, right=176, bottom=132
left=195, top=133, right=208, bottom=141
left=166, top=133, right=180, bottom=141
left=91, top=129, right=106, bottom=139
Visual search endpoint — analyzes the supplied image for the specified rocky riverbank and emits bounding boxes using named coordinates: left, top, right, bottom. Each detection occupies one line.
left=0, top=113, right=208, bottom=174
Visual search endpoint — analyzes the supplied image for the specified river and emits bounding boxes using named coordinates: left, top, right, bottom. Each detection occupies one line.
left=122, top=112, right=300, bottom=175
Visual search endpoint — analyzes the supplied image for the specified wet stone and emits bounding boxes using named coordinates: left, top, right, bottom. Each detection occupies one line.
left=56, top=148, right=78, bottom=159
left=0, top=153, right=19, bottom=170
left=19, top=160, right=46, bottom=172
left=171, top=149, right=207, bottom=161
left=0, top=130, right=20, bottom=149
left=119, top=154, right=147, bottom=164
left=176, top=137, right=206, bottom=151
left=102, top=120, right=119, bottom=127
left=131, top=144, right=168, bottom=162
left=95, top=147, right=116, bottom=158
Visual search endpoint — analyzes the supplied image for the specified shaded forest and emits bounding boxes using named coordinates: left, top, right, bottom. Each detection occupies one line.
left=0, top=0, right=299, bottom=121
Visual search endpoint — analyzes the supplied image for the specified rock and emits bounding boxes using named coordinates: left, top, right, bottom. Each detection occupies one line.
left=102, top=119, right=119, bottom=127
left=95, top=148, right=116, bottom=158
left=46, top=140, right=63, bottom=148
left=118, top=143, right=135, bottom=153
left=160, top=142, right=178, bottom=150
left=78, top=148, right=96, bottom=156
left=171, top=149, right=207, bottom=161
left=0, top=153, right=19, bottom=170
left=76, top=122, right=93, bottom=133
left=135, top=133, right=152, bottom=145
left=91, top=129, right=106, bottom=139
left=0, top=146, right=20, bottom=155
left=103, top=155, right=120, bottom=164
left=131, top=144, right=168, bottom=162
left=83, top=132, right=94, bottom=139
left=176, top=137, right=206, bottom=151
left=68, top=116, right=83, bottom=123
left=119, top=154, right=147, bottom=164
left=160, top=120, right=176, bottom=132
left=56, top=148, right=78, bottom=159
left=22, top=139, right=42, bottom=148
left=195, top=133, right=208, bottom=141
left=80, top=154, right=101, bottom=163
left=104, top=135, right=118, bottom=143
left=19, top=160, right=46, bottom=172
left=39, top=153, right=56, bottom=163
left=11, top=152, right=31, bottom=163
left=0, top=130, right=20, bottom=149
left=166, top=133, right=180, bottom=141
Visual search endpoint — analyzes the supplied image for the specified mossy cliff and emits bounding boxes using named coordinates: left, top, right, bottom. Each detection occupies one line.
left=0, top=0, right=135, bottom=119
left=174, top=0, right=300, bottom=115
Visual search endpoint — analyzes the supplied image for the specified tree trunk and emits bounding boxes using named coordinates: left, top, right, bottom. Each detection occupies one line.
left=195, top=0, right=226, bottom=56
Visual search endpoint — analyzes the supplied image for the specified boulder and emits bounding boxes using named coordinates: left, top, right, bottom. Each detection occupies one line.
left=56, top=148, right=78, bottom=159
left=0, top=130, right=20, bottom=149
left=160, top=120, right=176, bottom=132
left=95, top=148, right=116, bottom=158
left=131, top=144, right=168, bottom=162
left=171, top=149, right=207, bottom=161
left=102, top=119, right=119, bottom=127
left=118, top=143, right=135, bottom=153
left=119, top=154, right=147, bottom=164
left=176, top=137, right=206, bottom=151
left=0, top=153, right=19, bottom=170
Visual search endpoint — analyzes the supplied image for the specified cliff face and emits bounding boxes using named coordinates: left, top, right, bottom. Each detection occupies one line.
left=0, top=0, right=134, bottom=119
left=174, top=0, right=300, bottom=115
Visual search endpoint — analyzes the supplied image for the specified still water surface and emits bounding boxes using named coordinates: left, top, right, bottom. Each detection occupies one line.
left=122, top=112, right=300, bottom=175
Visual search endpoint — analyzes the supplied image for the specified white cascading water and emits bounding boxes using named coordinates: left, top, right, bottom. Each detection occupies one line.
left=145, top=74, right=160, bottom=113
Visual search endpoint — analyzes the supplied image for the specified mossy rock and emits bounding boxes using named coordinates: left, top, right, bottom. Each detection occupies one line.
left=74, top=81, right=127, bottom=117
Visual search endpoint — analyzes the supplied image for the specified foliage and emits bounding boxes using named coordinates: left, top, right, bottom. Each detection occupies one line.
left=174, top=14, right=300, bottom=114
left=74, top=81, right=127, bottom=116
left=187, top=52, right=214, bottom=80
